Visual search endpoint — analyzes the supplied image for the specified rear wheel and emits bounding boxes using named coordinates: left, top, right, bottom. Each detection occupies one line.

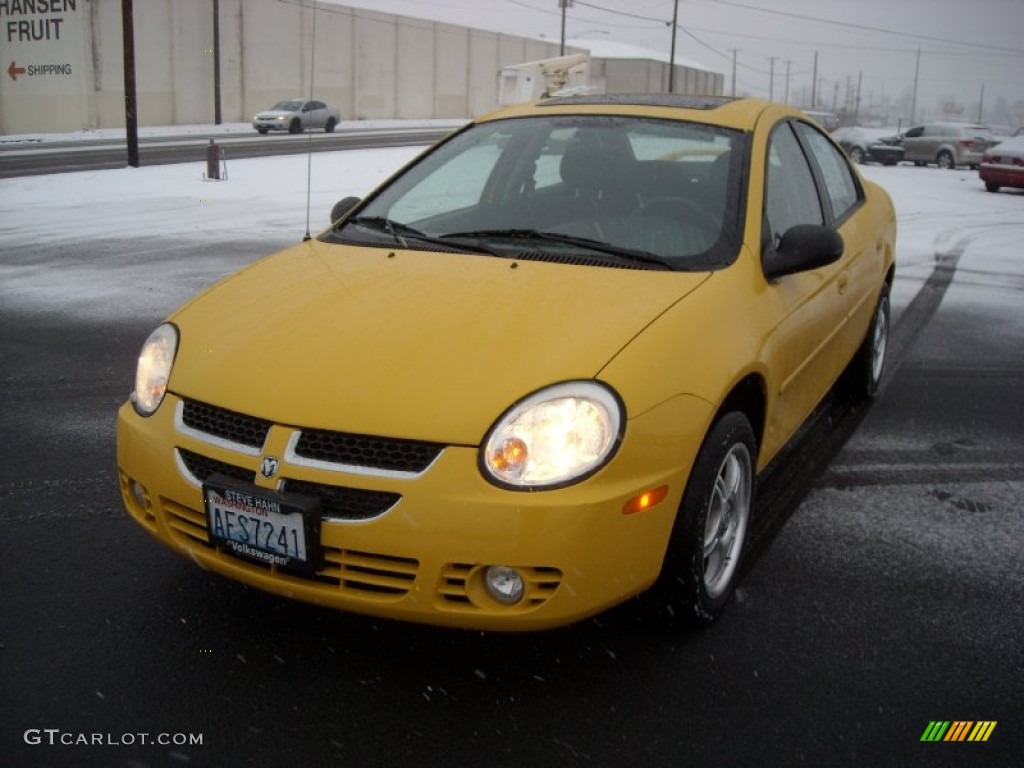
left=849, top=146, right=865, bottom=164
left=324, top=117, right=337, bottom=133
left=936, top=150, right=955, bottom=169
left=656, top=412, right=755, bottom=627
left=985, top=181, right=1000, bottom=193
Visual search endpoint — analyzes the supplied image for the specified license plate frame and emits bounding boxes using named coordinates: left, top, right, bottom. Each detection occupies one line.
left=203, top=474, right=321, bottom=574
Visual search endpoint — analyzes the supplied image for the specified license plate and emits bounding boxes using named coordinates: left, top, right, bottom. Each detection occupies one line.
left=203, top=475, right=320, bottom=574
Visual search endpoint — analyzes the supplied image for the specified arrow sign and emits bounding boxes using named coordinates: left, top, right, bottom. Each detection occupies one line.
left=8, top=61, right=26, bottom=81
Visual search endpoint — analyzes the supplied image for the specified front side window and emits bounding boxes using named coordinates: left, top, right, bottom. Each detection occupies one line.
left=764, top=123, right=823, bottom=247
left=328, top=115, right=748, bottom=270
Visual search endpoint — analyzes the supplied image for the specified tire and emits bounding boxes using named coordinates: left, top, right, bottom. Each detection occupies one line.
left=324, top=117, right=337, bottom=133
left=847, top=282, right=891, bottom=399
left=985, top=181, right=1001, bottom=193
left=655, top=412, right=756, bottom=627
left=849, top=146, right=865, bottom=164
left=936, top=150, right=954, bottom=170
left=288, top=118, right=302, bottom=134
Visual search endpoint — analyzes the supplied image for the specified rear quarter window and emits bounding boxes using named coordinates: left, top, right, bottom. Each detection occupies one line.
left=796, top=122, right=861, bottom=221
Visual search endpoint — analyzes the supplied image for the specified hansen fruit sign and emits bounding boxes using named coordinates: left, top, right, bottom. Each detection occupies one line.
left=3, top=0, right=78, bottom=81
left=1, top=0, right=87, bottom=133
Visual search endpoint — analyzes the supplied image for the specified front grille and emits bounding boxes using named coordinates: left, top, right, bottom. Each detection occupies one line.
left=178, top=448, right=255, bottom=485
left=181, top=399, right=271, bottom=449
left=160, top=498, right=418, bottom=594
left=282, top=478, right=401, bottom=521
left=321, top=546, right=418, bottom=596
left=293, top=429, right=443, bottom=474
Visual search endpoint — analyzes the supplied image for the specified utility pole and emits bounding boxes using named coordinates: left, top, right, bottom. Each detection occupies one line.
left=784, top=59, right=792, bottom=105
left=977, top=83, right=985, bottom=122
left=729, top=48, right=738, bottom=97
left=668, top=0, right=679, bottom=93
left=910, top=46, right=920, bottom=124
left=213, top=0, right=222, bottom=125
left=767, top=56, right=777, bottom=102
left=854, top=70, right=862, bottom=124
left=121, top=0, right=139, bottom=167
left=559, top=0, right=574, bottom=56
left=811, top=51, right=818, bottom=108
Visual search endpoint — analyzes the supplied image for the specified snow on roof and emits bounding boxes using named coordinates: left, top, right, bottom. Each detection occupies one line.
left=579, top=40, right=717, bottom=73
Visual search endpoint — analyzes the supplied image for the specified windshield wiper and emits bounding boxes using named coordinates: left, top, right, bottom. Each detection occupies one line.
left=343, top=217, right=504, bottom=257
left=440, top=229, right=674, bottom=270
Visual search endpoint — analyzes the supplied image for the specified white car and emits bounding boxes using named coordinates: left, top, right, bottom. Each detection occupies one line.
left=253, top=99, right=340, bottom=134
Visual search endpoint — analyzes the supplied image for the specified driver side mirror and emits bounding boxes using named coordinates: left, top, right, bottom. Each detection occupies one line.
left=330, top=196, right=361, bottom=224
left=763, top=224, right=844, bottom=280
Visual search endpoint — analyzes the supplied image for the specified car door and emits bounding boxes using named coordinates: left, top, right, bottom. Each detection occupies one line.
left=303, top=101, right=325, bottom=129
left=901, top=124, right=925, bottom=162
left=758, top=120, right=850, bottom=454
left=795, top=121, right=878, bottom=364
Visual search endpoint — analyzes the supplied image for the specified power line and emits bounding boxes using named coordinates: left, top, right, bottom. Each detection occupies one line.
left=706, top=0, right=1024, bottom=56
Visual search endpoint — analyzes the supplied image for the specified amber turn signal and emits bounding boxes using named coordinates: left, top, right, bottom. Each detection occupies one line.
left=622, top=485, right=669, bottom=515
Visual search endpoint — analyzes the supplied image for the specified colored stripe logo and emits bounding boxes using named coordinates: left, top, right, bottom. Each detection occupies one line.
left=921, top=721, right=997, bottom=742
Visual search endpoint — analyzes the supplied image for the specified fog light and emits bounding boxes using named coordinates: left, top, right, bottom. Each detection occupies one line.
left=484, top=566, right=525, bottom=605
left=130, top=480, right=148, bottom=510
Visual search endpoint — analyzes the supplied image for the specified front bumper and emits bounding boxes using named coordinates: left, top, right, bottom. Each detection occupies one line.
left=116, top=392, right=711, bottom=630
left=866, top=145, right=904, bottom=164
left=252, top=118, right=290, bottom=132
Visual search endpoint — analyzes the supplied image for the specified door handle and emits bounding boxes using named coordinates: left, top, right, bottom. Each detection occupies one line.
left=837, top=272, right=850, bottom=295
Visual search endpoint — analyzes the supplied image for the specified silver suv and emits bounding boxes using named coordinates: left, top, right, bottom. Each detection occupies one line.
left=899, top=122, right=995, bottom=169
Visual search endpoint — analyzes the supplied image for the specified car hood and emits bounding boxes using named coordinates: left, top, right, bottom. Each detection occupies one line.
left=255, top=109, right=294, bottom=118
left=168, top=240, right=710, bottom=445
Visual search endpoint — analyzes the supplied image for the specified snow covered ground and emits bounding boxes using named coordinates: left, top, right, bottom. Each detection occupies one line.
left=2, top=141, right=1022, bottom=345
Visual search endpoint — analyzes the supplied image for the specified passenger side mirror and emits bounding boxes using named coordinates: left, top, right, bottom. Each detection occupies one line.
left=330, top=196, right=361, bottom=225
left=763, top=224, right=844, bottom=280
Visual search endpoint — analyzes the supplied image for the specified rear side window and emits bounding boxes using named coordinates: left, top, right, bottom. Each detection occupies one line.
left=796, top=122, right=861, bottom=221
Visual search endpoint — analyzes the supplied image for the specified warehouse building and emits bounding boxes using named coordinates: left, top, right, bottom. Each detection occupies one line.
left=0, top=0, right=723, bottom=135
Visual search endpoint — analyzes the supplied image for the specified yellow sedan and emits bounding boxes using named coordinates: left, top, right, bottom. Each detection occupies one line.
left=117, top=95, right=896, bottom=631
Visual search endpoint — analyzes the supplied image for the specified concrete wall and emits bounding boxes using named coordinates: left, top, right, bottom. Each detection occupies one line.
left=0, top=0, right=722, bottom=135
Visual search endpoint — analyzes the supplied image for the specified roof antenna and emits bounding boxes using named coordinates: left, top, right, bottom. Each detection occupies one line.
left=303, top=0, right=318, bottom=242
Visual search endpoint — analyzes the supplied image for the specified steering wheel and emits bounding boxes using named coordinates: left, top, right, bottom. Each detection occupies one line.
left=631, top=196, right=721, bottom=248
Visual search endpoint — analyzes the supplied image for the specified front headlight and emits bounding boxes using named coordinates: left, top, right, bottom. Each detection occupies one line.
left=481, top=382, right=623, bottom=489
left=131, top=323, right=178, bottom=416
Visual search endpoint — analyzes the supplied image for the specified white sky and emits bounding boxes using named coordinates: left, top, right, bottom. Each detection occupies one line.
left=2, top=133, right=1023, bottom=340
left=331, top=0, right=1024, bottom=123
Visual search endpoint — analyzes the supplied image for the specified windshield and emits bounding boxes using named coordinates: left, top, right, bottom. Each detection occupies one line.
left=271, top=100, right=303, bottom=111
left=327, top=115, right=747, bottom=270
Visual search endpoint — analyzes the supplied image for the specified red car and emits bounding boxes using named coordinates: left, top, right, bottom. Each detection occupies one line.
left=979, top=136, right=1024, bottom=193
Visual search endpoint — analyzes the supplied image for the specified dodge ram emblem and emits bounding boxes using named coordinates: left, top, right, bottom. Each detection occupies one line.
left=260, top=456, right=280, bottom=479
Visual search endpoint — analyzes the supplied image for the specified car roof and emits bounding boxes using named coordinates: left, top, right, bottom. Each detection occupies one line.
left=474, top=94, right=794, bottom=131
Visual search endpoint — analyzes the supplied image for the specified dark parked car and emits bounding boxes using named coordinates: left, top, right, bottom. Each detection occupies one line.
left=830, top=127, right=904, bottom=165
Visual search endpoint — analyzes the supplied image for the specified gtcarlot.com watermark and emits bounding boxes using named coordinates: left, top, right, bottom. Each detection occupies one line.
left=24, top=729, right=203, bottom=747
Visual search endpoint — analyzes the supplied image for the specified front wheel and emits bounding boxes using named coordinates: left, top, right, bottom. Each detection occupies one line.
left=656, top=412, right=756, bottom=627
left=849, top=146, right=865, bottom=164
left=985, top=181, right=1000, bottom=193
left=288, top=118, right=302, bottom=134
left=846, top=283, right=891, bottom=399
